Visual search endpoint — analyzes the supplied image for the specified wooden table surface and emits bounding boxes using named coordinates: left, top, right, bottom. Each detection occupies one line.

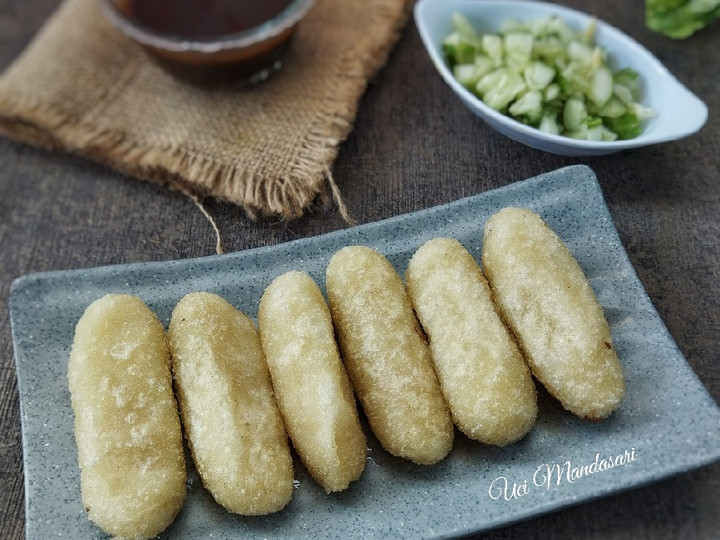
left=1, top=0, right=718, bottom=538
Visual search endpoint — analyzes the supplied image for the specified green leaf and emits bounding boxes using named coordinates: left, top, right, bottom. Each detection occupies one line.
left=646, top=0, right=720, bottom=39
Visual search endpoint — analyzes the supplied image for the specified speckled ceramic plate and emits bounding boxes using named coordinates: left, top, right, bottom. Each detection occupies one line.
left=11, top=165, right=720, bottom=539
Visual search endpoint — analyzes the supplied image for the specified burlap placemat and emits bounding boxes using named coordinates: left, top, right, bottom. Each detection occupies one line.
left=0, top=0, right=412, bottom=221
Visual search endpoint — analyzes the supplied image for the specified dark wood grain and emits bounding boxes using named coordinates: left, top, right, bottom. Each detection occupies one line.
left=1, top=1, right=718, bottom=539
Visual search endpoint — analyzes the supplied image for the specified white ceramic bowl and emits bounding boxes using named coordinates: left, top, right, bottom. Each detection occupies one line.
left=414, top=0, right=708, bottom=156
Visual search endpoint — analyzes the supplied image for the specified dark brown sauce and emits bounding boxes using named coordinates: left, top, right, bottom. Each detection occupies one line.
left=120, top=0, right=294, bottom=38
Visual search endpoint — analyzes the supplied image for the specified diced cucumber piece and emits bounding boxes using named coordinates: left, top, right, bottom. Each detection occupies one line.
left=482, top=34, right=504, bottom=66
left=586, top=122, right=604, bottom=141
left=524, top=61, right=556, bottom=90
left=569, top=118, right=606, bottom=141
left=567, top=40, right=593, bottom=63
left=601, top=126, right=618, bottom=141
left=453, top=63, right=482, bottom=89
left=556, top=73, right=572, bottom=95
left=599, top=96, right=627, bottom=118
left=527, top=17, right=555, bottom=36
left=509, top=90, right=544, bottom=122
left=443, top=17, right=481, bottom=64
left=442, top=33, right=478, bottom=65
left=562, top=63, right=591, bottom=95
left=504, top=33, right=534, bottom=69
left=533, top=16, right=574, bottom=42
left=475, top=68, right=501, bottom=95
left=532, top=35, right=565, bottom=60
left=589, top=65, right=613, bottom=107
left=582, top=18, right=598, bottom=44
left=475, top=54, right=495, bottom=71
left=453, top=56, right=496, bottom=90
left=544, top=83, right=561, bottom=101
left=613, top=83, right=634, bottom=104
left=630, top=101, right=655, bottom=121
left=539, top=113, right=561, bottom=135
left=442, top=32, right=460, bottom=56
left=452, top=12, right=478, bottom=42
left=477, top=69, right=527, bottom=110
left=614, top=68, right=641, bottom=99
left=563, top=97, right=587, bottom=131
left=564, top=128, right=588, bottom=139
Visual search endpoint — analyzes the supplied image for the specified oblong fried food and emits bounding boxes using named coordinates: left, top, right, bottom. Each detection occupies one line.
left=258, top=270, right=367, bottom=492
left=67, top=294, right=186, bottom=540
left=482, top=207, right=625, bottom=420
left=168, top=292, right=293, bottom=515
left=326, top=246, right=453, bottom=465
left=406, top=237, right=537, bottom=445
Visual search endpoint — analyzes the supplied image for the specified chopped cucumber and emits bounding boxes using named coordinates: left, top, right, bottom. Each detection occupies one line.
left=482, top=34, right=504, bottom=66
left=587, top=122, right=604, bottom=141
left=563, top=97, right=587, bottom=131
left=442, top=32, right=477, bottom=65
left=452, top=12, right=479, bottom=42
left=476, top=68, right=527, bottom=110
left=589, top=65, right=613, bottom=107
left=630, top=101, right=655, bottom=121
left=567, top=40, right=593, bottom=63
left=504, top=33, right=534, bottom=69
left=599, top=96, right=627, bottom=118
left=443, top=13, right=653, bottom=140
left=613, top=82, right=634, bottom=104
left=453, top=56, right=496, bottom=89
left=544, top=83, right=561, bottom=101
left=453, top=63, right=481, bottom=89
left=524, top=61, right=556, bottom=90
left=614, top=68, right=641, bottom=98
left=509, top=90, right=544, bottom=122
left=539, top=112, right=561, bottom=135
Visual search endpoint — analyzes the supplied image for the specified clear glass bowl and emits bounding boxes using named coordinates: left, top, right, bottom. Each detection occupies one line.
left=99, top=0, right=316, bottom=85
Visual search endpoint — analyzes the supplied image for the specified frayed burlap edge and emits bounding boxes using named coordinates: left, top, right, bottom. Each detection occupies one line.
left=0, top=0, right=414, bottom=225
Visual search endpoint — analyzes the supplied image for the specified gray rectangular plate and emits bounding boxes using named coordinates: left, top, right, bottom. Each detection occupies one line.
left=11, top=165, right=720, bottom=539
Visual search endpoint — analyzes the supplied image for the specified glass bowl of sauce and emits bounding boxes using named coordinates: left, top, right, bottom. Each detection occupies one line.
left=99, top=0, right=316, bottom=84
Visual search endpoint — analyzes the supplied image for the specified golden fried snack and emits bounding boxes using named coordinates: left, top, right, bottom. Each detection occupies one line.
left=168, top=292, right=293, bottom=515
left=258, top=271, right=367, bottom=492
left=482, top=207, right=625, bottom=420
left=406, top=237, right=537, bottom=445
left=326, top=246, right=453, bottom=465
left=67, top=294, right=186, bottom=540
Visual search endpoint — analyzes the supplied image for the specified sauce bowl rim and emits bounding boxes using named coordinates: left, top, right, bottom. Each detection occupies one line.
left=98, top=0, right=316, bottom=54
